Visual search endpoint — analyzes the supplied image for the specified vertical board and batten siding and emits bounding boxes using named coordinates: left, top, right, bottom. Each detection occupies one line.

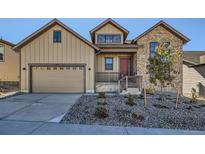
left=20, top=24, right=95, bottom=93
left=0, top=43, right=19, bottom=81
left=183, top=63, right=205, bottom=96
left=95, top=23, right=124, bottom=44
left=96, top=53, right=132, bottom=72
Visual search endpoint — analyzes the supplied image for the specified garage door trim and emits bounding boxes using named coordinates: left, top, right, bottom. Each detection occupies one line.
left=29, top=63, right=86, bottom=93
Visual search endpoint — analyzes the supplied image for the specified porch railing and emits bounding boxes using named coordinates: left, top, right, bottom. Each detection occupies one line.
left=95, top=72, right=120, bottom=82
left=118, top=75, right=143, bottom=93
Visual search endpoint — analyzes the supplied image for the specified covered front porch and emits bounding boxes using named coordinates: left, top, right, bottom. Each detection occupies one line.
left=95, top=52, right=143, bottom=93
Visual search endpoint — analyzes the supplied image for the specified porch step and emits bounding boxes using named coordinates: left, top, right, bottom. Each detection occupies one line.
left=96, top=82, right=118, bottom=93
left=121, top=88, right=141, bottom=95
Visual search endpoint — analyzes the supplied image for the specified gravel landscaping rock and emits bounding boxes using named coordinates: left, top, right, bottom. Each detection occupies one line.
left=61, top=94, right=205, bottom=131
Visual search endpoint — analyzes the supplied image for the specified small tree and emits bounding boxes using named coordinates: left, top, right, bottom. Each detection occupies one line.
left=170, top=47, right=182, bottom=108
left=147, top=41, right=175, bottom=102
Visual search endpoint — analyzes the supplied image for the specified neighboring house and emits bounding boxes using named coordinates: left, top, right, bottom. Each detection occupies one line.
left=0, top=39, right=19, bottom=88
left=183, top=51, right=205, bottom=96
left=12, top=18, right=190, bottom=94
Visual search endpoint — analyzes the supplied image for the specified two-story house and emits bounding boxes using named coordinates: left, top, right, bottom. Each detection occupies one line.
left=12, top=18, right=189, bottom=94
left=0, top=39, right=19, bottom=89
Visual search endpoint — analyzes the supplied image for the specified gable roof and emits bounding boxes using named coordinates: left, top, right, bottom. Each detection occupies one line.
left=132, top=20, right=190, bottom=44
left=183, top=51, right=205, bottom=65
left=0, top=38, right=14, bottom=47
left=13, top=18, right=99, bottom=51
left=190, top=63, right=205, bottom=67
left=89, top=18, right=129, bottom=42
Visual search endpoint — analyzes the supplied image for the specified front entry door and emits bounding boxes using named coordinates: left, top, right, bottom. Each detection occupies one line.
left=119, top=58, right=130, bottom=77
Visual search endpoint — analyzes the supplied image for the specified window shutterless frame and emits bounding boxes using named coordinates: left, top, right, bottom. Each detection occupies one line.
left=105, top=57, right=113, bottom=70
left=149, top=42, right=159, bottom=59
left=97, top=34, right=121, bottom=43
left=0, top=44, right=5, bottom=62
left=53, top=30, right=62, bottom=43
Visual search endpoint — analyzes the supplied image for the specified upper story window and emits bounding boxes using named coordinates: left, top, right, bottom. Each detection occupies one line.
left=53, top=30, right=61, bottom=43
left=150, top=42, right=159, bottom=59
left=97, top=34, right=121, bottom=43
left=0, top=45, right=5, bottom=62
left=105, top=57, right=113, bottom=70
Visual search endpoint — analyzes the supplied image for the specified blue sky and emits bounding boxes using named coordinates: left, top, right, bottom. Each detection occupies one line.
left=0, top=18, right=204, bottom=51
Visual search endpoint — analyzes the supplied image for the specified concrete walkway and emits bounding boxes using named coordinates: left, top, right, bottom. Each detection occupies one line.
left=0, top=120, right=204, bottom=135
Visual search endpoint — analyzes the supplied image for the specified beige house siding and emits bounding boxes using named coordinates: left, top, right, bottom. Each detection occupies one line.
left=20, top=24, right=95, bottom=93
left=134, top=25, right=183, bottom=92
left=183, top=63, right=205, bottom=96
left=96, top=53, right=132, bottom=72
left=95, top=23, right=124, bottom=44
left=0, top=43, right=19, bottom=82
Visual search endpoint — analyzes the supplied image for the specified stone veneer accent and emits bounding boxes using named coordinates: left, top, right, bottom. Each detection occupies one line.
left=133, top=25, right=183, bottom=93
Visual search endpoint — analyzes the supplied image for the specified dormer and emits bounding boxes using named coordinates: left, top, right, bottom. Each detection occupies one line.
left=90, top=18, right=129, bottom=44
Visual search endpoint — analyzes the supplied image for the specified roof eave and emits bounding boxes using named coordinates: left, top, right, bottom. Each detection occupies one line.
left=183, top=59, right=197, bottom=65
left=131, top=20, right=190, bottom=44
left=0, top=39, right=15, bottom=47
left=89, top=18, right=129, bottom=42
left=13, top=18, right=100, bottom=51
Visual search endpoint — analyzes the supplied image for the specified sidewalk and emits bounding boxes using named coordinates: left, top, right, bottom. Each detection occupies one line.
left=0, top=120, right=205, bottom=135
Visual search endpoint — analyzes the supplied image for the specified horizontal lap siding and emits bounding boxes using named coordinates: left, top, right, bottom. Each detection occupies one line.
left=21, top=25, right=94, bottom=92
left=0, top=43, right=19, bottom=81
left=183, top=64, right=205, bottom=95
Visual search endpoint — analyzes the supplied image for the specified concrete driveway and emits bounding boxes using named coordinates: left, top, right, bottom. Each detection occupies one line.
left=0, top=93, right=81, bottom=122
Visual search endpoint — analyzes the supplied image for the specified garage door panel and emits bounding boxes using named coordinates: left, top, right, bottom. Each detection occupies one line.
left=32, top=66, right=84, bottom=93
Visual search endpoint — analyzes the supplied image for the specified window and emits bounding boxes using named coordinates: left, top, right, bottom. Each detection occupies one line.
left=53, top=30, right=61, bottom=43
left=150, top=42, right=159, bottom=59
left=105, top=57, right=113, bottom=70
left=0, top=45, right=4, bottom=61
left=97, top=35, right=121, bottom=43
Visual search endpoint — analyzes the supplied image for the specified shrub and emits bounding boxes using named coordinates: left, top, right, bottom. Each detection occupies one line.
left=95, top=107, right=108, bottom=119
left=200, top=104, right=205, bottom=108
left=98, top=92, right=106, bottom=99
left=126, top=94, right=135, bottom=106
left=153, top=104, right=169, bottom=109
left=131, top=112, right=145, bottom=121
left=186, top=106, right=194, bottom=111
left=183, top=96, right=190, bottom=104
left=97, top=98, right=107, bottom=105
left=146, top=88, right=155, bottom=95
left=191, top=88, right=197, bottom=103
left=139, top=93, right=144, bottom=99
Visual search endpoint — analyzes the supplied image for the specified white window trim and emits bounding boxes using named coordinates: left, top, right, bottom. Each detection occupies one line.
left=0, top=44, right=5, bottom=62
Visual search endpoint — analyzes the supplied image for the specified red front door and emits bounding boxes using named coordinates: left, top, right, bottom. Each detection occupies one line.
left=120, top=58, right=130, bottom=77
